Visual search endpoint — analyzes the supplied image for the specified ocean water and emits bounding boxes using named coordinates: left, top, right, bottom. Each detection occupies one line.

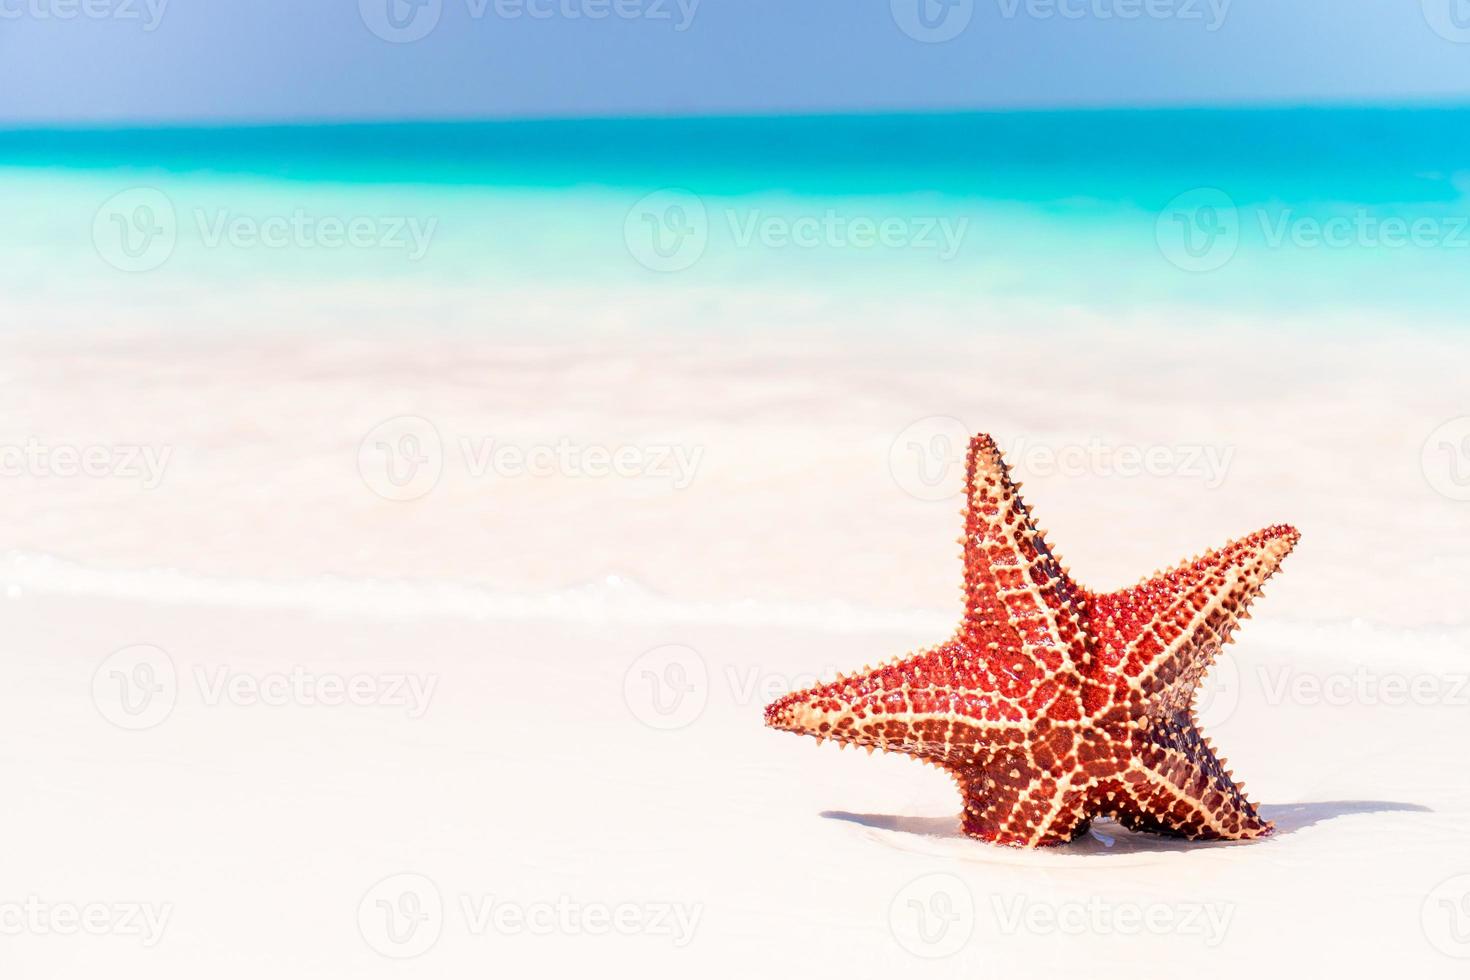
left=3, top=105, right=1470, bottom=323
left=3, top=104, right=1469, bottom=620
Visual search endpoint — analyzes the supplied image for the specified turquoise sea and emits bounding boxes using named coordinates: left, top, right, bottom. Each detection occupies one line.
left=4, top=105, right=1470, bottom=322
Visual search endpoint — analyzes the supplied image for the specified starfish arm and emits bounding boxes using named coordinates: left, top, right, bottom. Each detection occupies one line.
left=1099, top=716, right=1272, bottom=840
left=960, top=435, right=1090, bottom=697
left=1089, top=524, right=1300, bottom=703
left=763, top=642, right=1031, bottom=764
left=954, top=758, right=1092, bottom=847
left=955, top=715, right=1103, bottom=847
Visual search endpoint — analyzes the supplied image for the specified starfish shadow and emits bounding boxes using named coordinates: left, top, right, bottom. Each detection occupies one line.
left=821, top=799, right=1431, bottom=854
left=1257, top=799, right=1432, bottom=834
left=820, top=811, right=963, bottom=838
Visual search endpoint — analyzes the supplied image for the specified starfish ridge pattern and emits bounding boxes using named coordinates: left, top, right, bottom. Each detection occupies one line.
left=765, top=434, right=1299, bottom=848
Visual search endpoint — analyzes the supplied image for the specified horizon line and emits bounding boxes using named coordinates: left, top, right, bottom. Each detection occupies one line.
left=4, top=96, right=1470, bottom=133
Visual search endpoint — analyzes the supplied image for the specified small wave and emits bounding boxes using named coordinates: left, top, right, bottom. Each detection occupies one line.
left=0, top=551, right=955, bottom=635
left=2, top=551, right=1466, bottom=657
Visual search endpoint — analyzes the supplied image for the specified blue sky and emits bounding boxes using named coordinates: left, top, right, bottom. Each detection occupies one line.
left=1, top=0, right=1468, bottom=123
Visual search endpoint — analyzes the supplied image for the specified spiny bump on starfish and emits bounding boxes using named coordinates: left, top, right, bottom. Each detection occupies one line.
left=764, top=432, right=1300, bottom=848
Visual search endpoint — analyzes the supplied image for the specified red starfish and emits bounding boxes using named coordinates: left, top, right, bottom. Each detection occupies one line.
left=765, top=434, right=1299, bottom=848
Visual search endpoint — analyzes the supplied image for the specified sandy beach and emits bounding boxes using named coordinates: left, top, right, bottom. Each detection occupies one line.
left=3, top=296, right=1470, bottom=975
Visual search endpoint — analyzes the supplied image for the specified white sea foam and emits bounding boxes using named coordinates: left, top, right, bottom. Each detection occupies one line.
left=0, top=550, right=955, bottom=634
left=4, top=550, right=1465, bottom=671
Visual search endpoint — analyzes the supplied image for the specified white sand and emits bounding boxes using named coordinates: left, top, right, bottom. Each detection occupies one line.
left=3, top=296, right=1470, bottom=976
